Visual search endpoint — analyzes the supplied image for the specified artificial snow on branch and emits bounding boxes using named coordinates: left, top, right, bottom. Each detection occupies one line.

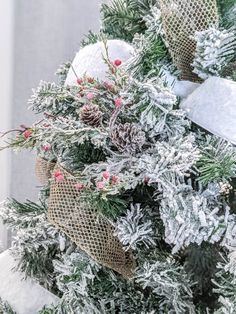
left=114, top=204, right=157, bottom=250
left=192, top=27, right=236, bottom=80
left=136, top=257, right=195, bottom=313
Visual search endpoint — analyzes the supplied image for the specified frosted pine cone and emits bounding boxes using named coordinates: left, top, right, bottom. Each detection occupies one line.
left=80, top=104, right=103, bottom=127
left=111, top=123, right=145, bottom=153
left=219, top=182, right=233, bottom=196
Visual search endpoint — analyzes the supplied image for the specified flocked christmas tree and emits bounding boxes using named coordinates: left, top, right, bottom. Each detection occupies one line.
left=2, top=0, right=236, bottom=313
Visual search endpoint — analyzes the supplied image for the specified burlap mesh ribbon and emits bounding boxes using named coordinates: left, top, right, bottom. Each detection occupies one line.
left=35, top=157, right=56, bottom=185
left=159, top=0, right=219, bottom=81
left=47, top=164, right=135, bottom=278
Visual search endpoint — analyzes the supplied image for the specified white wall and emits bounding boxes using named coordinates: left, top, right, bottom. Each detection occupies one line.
left=0, top=0, right=14, bottom=249
left=11, top=0, right=105, bottom=202
left=0, top=1, right=14, bottom=200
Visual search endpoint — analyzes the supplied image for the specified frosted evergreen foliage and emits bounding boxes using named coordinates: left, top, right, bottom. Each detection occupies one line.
left=192, top=27, right=236, bottom=80
left=0, top=200, right=63, bottom=289
left=53, top=251, right=101, bottom=297
left=130, top=5, right=168, bottom=77
left=144, top=5, right=162, bottom=36
left=44, top=251, right=195, bottom=314
left=161, top=185, right=236, bottom=253
left=48, top=251, right=163, bottom=313
left=136, top=258, right=195, bottom=314
left=127, top=77, right=178, bottom=137
left=28, top=81, right=81, bottom=116
left=214, top=253, right=236, bottom=313
left=55, top=61, right=71, bottom=84
left=2, top=0, right=236, bottom=312
left=0, top=297, right=16, bottom=314
left=225, top=4, right=236, bottom=28
left=114, top=204, right=157, bottom=250
left=138, top=135, right=200, bottom=190
left=198, top=136, right=236, bottom=185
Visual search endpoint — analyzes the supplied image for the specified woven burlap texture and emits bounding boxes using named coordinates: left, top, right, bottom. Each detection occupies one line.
left=35, top=157, right=56, bottom=185
left=159, top=0, right=219, bottom=81
left=48, top=164, right=135, bottom=278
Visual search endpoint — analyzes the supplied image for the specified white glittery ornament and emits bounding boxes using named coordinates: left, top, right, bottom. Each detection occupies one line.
left=65, top=40, right=134, bottom=86
left=181, top=77, right=236, bottom=144
left=0, top=250, right=59, bottom=314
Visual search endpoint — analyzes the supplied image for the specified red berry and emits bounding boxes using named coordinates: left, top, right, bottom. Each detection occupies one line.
left=104, top=81, right=113, bottom=91
left=114, top=97, right=123, bottom=108
left=111, top=175, right=119, bottom=185
left=87, top=77, right=95, bottom=84
left=23, top=129, right=32, bottom=139
left=96, top=181, right=105, bottom=190
left=53, top=170, right=62, bottom=178
left=114, top=59, right=122, bottom=66
left=75, top=183, right=85, bottom=191
left=102, top=171, right=110, bottom=180
left=77, top=78, right=83, bottom=85
left=42, top=144, right=51, bottom=152
left=56, top=174, right=65, bottom=182
left=53, top=170, right=65, bottom=182
left=87, top=92, right=94, bottom=100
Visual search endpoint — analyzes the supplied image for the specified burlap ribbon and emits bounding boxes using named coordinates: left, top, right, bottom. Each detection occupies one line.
left=35, top=156, right=56, bottom=185
left=47, top=164, right=135, bottom=278
left=159, top=0, right=219, bottom=81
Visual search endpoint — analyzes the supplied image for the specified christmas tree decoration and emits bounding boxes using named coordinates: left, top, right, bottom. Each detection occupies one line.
left=111, top=123, right=146, bottom=154
left=159, top=0, right=219, bottom=81
left=181, top=77, right=236, bottom=144
left=65, top=39, right=134, bottom=85
left=114, top=59, right=122, bottom=66
left=79, top=104, right=103, bottom=127
left=35, top=156, right=55, bottom=185
left=2, top=0, right=236, bottom=312
left=48, top=164, right=135, bottom=278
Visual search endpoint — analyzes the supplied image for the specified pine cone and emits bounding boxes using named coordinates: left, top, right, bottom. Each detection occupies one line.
left=80, top=104, right=103, bottom=127
left=111, top=123, right=145, bottom=153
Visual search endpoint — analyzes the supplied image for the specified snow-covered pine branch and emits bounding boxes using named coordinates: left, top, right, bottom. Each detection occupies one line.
left=136, top=257, right=195, bottom=313
left=192, top=27, right=236, bottom=80
left=114, top=204, right=157, bottom=250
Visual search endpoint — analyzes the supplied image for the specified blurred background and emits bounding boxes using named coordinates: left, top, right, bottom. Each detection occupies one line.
left=0, top=0, right=108, bottom=249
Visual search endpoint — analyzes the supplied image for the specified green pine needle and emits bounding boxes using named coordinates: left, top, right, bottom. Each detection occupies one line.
left=101, top=0, right=156, bottom=42
left=92, top=194, right=127, bottom=219
left=81, top=30, right=101, bottom=47
left=217, top=0, right=236, bottom=27
left=198, top=138, right=236, bottom=186
left=8, top=199, right=46, bottom=214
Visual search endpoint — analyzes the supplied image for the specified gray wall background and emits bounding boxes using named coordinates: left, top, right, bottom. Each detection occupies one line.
left=11, top=0, right=106, bottom=201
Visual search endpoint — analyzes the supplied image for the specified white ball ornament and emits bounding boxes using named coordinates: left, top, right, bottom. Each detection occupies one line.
left=65, top=39, right=135, bottom=86
left=0, top=250, right=59, bottom=314
left=181, top=77, right=236, bottom=144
